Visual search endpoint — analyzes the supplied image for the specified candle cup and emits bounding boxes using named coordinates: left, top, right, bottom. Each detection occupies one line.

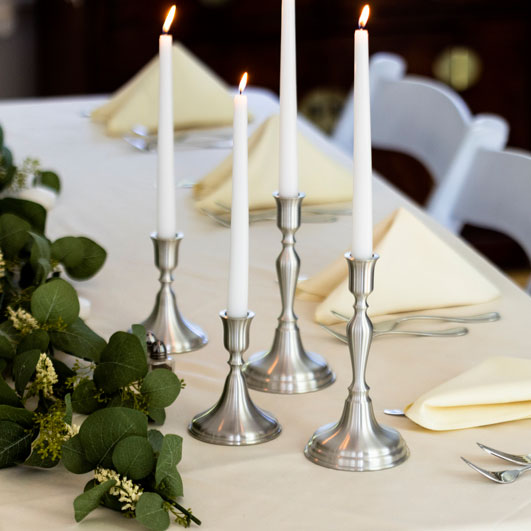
left=243, top=193, right=335, bottom=394
left=304, top=254, right=409, bottom=471
left=188, top=311, right=282, bottom=445
left=141, top=233, right=207, bottom=354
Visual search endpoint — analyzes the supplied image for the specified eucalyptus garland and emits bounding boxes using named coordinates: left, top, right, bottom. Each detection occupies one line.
left=0, top=125, right=199, bottom=530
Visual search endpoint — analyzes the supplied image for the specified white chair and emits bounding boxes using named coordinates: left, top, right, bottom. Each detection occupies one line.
left=332, top=53, right=509, bottom=231
left=451, top=147, right=531, bottom=292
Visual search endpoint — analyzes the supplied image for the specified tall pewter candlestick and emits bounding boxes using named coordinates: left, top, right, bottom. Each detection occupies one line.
left=189, top=311, right=281, bottom=445
left=243, top=193, right=335, bottom=394
left=142, top=233, right=207, bottom=354
left=304, top=254, right=409, bottom=471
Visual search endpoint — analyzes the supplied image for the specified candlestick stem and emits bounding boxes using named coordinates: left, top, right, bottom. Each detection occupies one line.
left=243, top=193, right=335, bottom=394
left=188, top=311, right=281, bottom=445
left=141, top=233, right=207, bottom=354
left=304, top=254, right=409, bottom=471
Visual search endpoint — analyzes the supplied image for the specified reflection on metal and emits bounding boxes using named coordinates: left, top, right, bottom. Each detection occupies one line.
left=433, top=46, right=482, bottom=92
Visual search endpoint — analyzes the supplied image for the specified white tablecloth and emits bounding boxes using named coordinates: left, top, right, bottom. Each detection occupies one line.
left=1, top=89, right=531, bottom=530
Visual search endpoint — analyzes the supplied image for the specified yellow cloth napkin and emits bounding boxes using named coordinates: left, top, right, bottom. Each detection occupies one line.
left=405, top=357, right=531, bottom=430
left=91, top=42, right=234, bottom=136
left=193, top=114, right=353, bottom=213
left=298, top=208, right=500, bottom=324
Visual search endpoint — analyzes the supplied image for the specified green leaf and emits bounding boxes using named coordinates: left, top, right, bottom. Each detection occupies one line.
left=135, top=492, right=170, bottom=531
left=112, top=435, right=155, bottom=480
left=64, top=393, right=73, bottom=425
left=64, top=237, right=106, bottom=281
left=0, top=213, right=30, bottom=260
left=0, top=405, right=34, bottom=428
left=0, top=198, right=46, bottom=233
left=141, top=369, right=181, bottom=409
left=24, top=443, right=59, bottom=468
left=0, top=420, right=33, bottom=468
left=148, top=407, right=166, bottom=425
left=131, top=324, right=147, bottom=356
left=74, top=479, right=116, bottom=522
left=62, top=434, right=93, bottom=474
left=17, top=329, right=49, bottom=355
left=93, top=331, right=148, bottom=394
left=49, top=318, right=106, bottom=362
left=0, top=359, right=6, bottom=373
left=50, top=236, right=84, bottom=269
left=148, top=429, right=164, bottom=454
left=13, top=349, right=40, bottom=396
left=35, top=170, right=61, bottom=192
left=0, top=335, right=16, bottom=360
left=50, top=357, right=75, bottom=381
left=78, top=407, right=148, bottom=468
left=29, top=231, right=51, bottom=285
left=0, top=376, right=22, bottom=407
left=31, top=278, right=80, bottom=326
left=71, top=379, right=101, bottom=414
left=155, top=434, right=183, bottom=498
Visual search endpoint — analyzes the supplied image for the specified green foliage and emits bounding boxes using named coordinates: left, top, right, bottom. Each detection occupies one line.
left=156, top=435, right=184, bottom=499
left=31, top=278, right=80, bottom=327
left=0, top=213, right=30, bottom=259
left=13, top=348, right=40, bottom=395
left=51, top=236, right=106, bottom=281
left=49, top=318, right=106, bottom=362
left=141, top=370, right=182, bottom=409
left=0, top=420, right=33, bottom=468
left=74, top=479, right=116, bottom=522
left=112, top=435, right=155, bottom=480
left=136, top=493, right=171, bottom=531
left=35, top=170, right=61, bottom=192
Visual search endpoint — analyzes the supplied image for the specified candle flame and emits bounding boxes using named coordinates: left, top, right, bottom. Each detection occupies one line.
left=239, top=72, right=248, bottom=94
left=163, top=5, right=176, bottom=33
left=359, top=4, right=370, bottom=28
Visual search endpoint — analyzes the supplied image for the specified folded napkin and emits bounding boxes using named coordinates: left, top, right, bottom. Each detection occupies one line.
left=405, top=357, right=531, bottom=430
left=298, top=208, right=500, bottom=324
left=91, top=43, right=234, bottom=136
left=194, top=114, right=353, bottom=213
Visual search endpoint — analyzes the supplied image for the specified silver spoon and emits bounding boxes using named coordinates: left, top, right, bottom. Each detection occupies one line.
left=383, top=409, right=405, bottom=417
left=331, top=311, right=500, bottom=333
left=461, top=457, right=531, bottom=484
left=319, top=324, right=468, bottom=342
left=477, top=442, right=531, bottom=466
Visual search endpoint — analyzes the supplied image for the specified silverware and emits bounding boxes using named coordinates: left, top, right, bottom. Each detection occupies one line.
left=331, top=310, right=500, bottom=332
left=319, top=323, right=468, bottom=342
left=383, top=409, right=406, bottom=417
left=477, top=442, right=531, bottom=465
left=461, top=457, right=531, bottom=484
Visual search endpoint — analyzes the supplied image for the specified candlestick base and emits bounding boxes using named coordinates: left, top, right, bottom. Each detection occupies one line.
left=141, top=233, right=207, bottom=354
left=188, top=311, right=281, bottom=445
left=243, top=192, right=335, bottom=394
left=304, top=254, right=409, bottom=471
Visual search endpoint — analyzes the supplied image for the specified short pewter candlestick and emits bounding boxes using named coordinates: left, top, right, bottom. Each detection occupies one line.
left=189, top=311, right=281, bottom=445
left=243, top=192, right=335, bottom=394
left=304, top=254, right=409, bottom=471
left=142, top=233, right=207, bottom=354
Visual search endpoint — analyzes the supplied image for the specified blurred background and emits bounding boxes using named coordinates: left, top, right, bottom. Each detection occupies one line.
left=1, top=0, right=530, bottom=278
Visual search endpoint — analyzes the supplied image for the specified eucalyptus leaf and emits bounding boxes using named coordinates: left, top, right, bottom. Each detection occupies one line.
left=71, top=379, right=100, bottom=415
left=0, top=375, right=23, bottom=407
left=13, top=349, right=40, bottom=396
left=0, top=420, right=33, bottom=468
left=93, top=332, right=148, bottom=394
left=148, top=407, right=166, bottom=425
left=74, top=479, right=116, bottom=522
left=63, top=237, right=106, bottom=281
left=29, top=231, right=50, bottom=266
left=0, top=404, right=34, bottom=428
left=24, top=442, right=59, bottom=468
left=64, top=393, right=73, bottom=425
left=112, top=435, right=155, bottom=480
left=50, top=236, right=84, bottom=269
left=50, top=357, right=75, bottom=381
left=62, top=434, right=93, bottom=474
left=31, top=278, right=79, bottom=326
left=78, top=407, right=148, bottom=468
left=49, top=318, right=106, bottom=362
left=0, top=335, right=15, bottom=360
left=0, top=213, right=30, bottom=260
left=155, top=434, right=183, bottom=498
left=131, top=324, right=147, bottom=356
left=35, top=170, right=61, bottom=192
left=0, top=198, right=46, bottom=233
left=135, top=492, right=170, bottom=531
left=17, top=329, right=49, bottom=355
left=141, top=369, right=181, bottom=409
left=147, top=429, right=164, bottom=454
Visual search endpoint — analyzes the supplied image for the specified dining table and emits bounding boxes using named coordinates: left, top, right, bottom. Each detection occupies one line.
left=1, top=87, right=531, bottom=531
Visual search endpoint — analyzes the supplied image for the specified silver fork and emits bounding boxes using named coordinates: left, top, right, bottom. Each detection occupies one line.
left=476, top=442, right=531, bottom=465
left=461, top=457, right=531, bottom=484
left=331, top=310, right=500, bottom=333
left=319, top=323, right=468, bottom=341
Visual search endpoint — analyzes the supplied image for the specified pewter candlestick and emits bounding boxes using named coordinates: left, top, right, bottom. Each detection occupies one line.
left=188, top=311, right=281, bottom=445
left=142, top=233, right=207, bottom=354
left=243, top=192, right=335, bottom=394
left=304, top=254, right=409, bottom=471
